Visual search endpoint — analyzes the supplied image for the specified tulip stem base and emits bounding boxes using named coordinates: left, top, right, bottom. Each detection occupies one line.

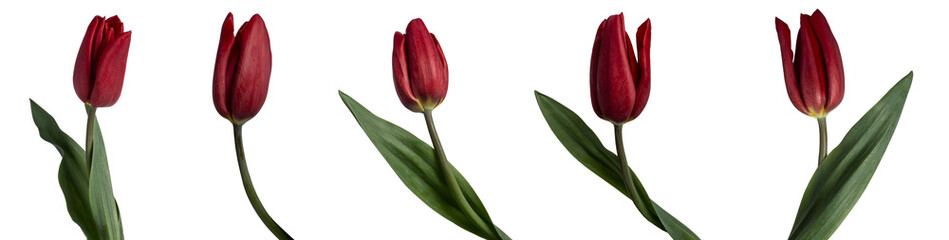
left=613, top=124, right=663, bottom=230
left=233, top=123, right=294, bottom=240
left=422, top=110, right=492, bottom=235
left=84, top=105, right=96, bottom=172
left=817, top=117, right=828, bottom=165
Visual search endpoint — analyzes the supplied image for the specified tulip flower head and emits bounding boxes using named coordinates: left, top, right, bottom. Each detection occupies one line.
left=775, top=9, right=844, bottom=118
left=213, top=13, right=272, bottom=123
left=590, top=13, right=651, bottom=124
left=73, top=15, right=131, bottom=107
left=392, top=18, right=449, bottom=113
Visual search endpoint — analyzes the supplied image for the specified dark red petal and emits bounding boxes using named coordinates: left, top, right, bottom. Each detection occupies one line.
left=229, top=14, right=272, bottom=121
left=429, top=33, right=449, bottom=107
left=90, top=16, right=106, bottom=69
left=810, top=9, right=844, bottom=112
left=213, top=13, right=235, bottom=119
left=630, top=19, right=651, bottom=120
left=74, top=16, right=102, bottom=103
left=392, top=31, right=421, bottom=112
left=103, top=25, right=115, bottom=48
left=89, top=31, right=131, bottom=107
left=105, top=15, right=123, bottom=35
left=595, top=13, right=636, bottom=123
left=775, top=17, right=808, bottom=115
left=404, top=18, right=447, bottom=109
left=624, top=32, right=639, bottom=101
left=797, top=14, right=827, bottom=116
left=590, top=19, right=606, bottom=118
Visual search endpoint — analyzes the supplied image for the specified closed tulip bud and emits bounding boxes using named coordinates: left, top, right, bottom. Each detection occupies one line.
left=775, top=9, right=844, bottom=118
left=590, top=13, right=651, bottom=124
left=392, top=18, right=449, bottom=113
left=213, top=13, right=272, bottom=123
left=73, top=15, right=131, bottom=107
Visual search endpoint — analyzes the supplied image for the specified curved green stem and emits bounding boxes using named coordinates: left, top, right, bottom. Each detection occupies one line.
left=614, top=124, right=662, bottom=229
left=817, top=117, right=828, bottom=165
left=85, top=105, right=96, bottom=172
left=233, top=123, right=294, bottom=240
left=422, top=110, right=492, bottom=234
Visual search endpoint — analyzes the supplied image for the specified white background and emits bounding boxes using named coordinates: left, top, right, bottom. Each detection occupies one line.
left=1, top=0, right=946, bottom=239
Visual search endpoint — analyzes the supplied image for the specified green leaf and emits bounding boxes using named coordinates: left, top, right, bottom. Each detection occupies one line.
left=30, top=100, right=101, bottom=239
left=535, top=91, right=699, bottom=240
left=340, top=91, right=509, bottom=240
left=788, top=72, right=913, bottom=240
left=87, top=109, right=124, bottom=240
left=31, top=100, right=123, bottom=239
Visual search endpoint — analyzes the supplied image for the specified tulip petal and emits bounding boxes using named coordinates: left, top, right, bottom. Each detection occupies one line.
left=590, top=19, right=606, bottom=118
left=430, top=33, right=449, bottom=107
left=796, top=14, right=828, bottom=116
left=392, top=31, right=422, bottom=112
left=213, top=13, right=235, bottom=119
left=89, top=31, right=131, bottom=107
left=404, top=18, right=447, bottom=109
left=90, top=17, right=106, bottom=68
left=74, top=16, right=103, bottom=103
left=595, top=13, right=636, bottom=123
left=105, top=15, right=123, bottom=35
left=630, top=19, right=651, bottom=120
left=775, top=17, right=808, bottom=115
left=229, top=14, right=272, bottom=121
left=810, top=9, right=844, bottom=112
left=625, top=33, right=639, bottom=97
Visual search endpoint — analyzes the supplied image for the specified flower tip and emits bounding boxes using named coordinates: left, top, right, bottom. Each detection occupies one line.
left=250, top=13, right=264, bottom=22
left=405, top=18, right=430, bottom=34
left=775, top=17, right=789, bottom=29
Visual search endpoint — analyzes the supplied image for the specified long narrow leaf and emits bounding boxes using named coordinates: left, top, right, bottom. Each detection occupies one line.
left=87, top=111, right=124, bottom=239
left=30, top=100, right=101, bottom=239
left=340, top=91, right=508, bottom=240
left=788, top=72, right=913, bottom=240
left=535, top=91, right=699, bottom=240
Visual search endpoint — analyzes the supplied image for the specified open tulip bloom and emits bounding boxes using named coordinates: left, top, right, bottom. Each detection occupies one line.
left=211, top=13, right=293, bottom=240
left=774, top=9, right=913, bottom=240
left=30, top=15, right=131, bottom=239
left=339, top=18, right=511, bottom=240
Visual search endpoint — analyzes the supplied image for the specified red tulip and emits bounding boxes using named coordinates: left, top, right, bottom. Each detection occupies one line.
left=590, top=13, right=651, bottom=124
left=775, top=9, right=844, bottom=118
left=392, top=18, right=448, bottom=113
left=73, top=15, right=131, bottom=107
left=213, top=13, right=272, bottom=123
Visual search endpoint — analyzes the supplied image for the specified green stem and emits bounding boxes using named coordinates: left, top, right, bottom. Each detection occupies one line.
left=233, top=123, right=294, bottom=240
left=817, top=117, right=828, bottom=165
left=85, top=106, right=96, bottom=172
left=614, top=124, right=662, bottom=229
left=422, top=110, right=492, bottom=235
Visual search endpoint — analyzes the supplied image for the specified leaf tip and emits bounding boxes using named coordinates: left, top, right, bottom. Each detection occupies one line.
left=534, top=91, right=549, bottom=101
left=339, top=90, right=350, bottom=100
